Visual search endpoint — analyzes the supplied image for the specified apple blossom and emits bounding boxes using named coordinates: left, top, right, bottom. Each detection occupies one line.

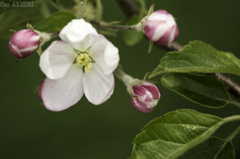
left=9, top=29, right=40, bottom=58
left=39, top=19, right=119, bottom=111
left=144, top=10, right=179, bottom=45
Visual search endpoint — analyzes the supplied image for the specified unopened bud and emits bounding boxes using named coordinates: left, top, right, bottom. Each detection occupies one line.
left=144, top=10, right=179, bottom=45
left=9, top=29, right=40, bottom=58
left=131, top=82, right=161, bottom=114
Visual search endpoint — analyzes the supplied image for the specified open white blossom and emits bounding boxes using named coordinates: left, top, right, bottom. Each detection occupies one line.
left=39, top=19, right=119, bottom=111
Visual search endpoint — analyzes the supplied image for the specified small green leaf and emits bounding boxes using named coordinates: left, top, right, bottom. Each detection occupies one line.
left=149, top=41, right=240, bottom=78
left=123, top=15, right=143, bottom=46
left=178, top=137, right=234, bottom=159
left=131, top=109, right=224, bottom=159
left=161, top=73, right=233, bottom=108
left=34, top=11, right=76, bottom=32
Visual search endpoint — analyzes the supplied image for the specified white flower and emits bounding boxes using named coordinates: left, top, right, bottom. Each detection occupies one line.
left=39, top=19, right=119, bottom=111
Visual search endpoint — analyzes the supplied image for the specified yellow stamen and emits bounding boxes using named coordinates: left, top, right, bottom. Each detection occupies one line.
left=76, top=53, right=92, bottom=73
left=87, top=62, right=92, bottom=68
left=85, top=66, right=90, bottom=73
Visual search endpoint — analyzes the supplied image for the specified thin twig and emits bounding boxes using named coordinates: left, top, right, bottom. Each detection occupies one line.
left=209, top=73, right=240, bottom=100
left=115, top=0, right=240, bottom=101
left=90, top=20, right=137, bottom=31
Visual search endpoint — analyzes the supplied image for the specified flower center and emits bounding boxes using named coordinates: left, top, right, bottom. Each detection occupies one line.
left=76, top=53, right=92, bottom=73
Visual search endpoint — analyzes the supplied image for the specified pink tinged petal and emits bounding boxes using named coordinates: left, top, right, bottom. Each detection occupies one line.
left=169, top=25, right=179, bottom=43
left=142, top=83, right=161, bottom=99
left=42, top=64, right=84, bottom=112
left=143, top=91, right=153, bottom=102
left=59, top=19, right=98, bottom=50
left=174, top=25, right=179, bottom=41
left=147, top=99, right=159, bottom=108
left=132, top=86, right=154, bottom=102
left=155, top=10, right=169, bottom=15
left=39, top=41, right=76, bottom=80
left=144, top=21, right=166, bottom=40
left=152, top=22, right=173, bottom=42
left=131, top=98, right=153, bottom=114
left=155, top=25, right=178, bottom=45
left=131, top=83, right=161, bottom=113
left=9, top=29, right=40, bottom=58
left=99, top=81, right=115, bottom=105
left=167, top=25, right=177, bottom=44
left=147, top=11, right=169, bottom=21
left=144, top=10, right=178, bottom=45
left=38, top=80, right=44, bottom=101
left=90, top=34, right=119, bottom=75
left=83, top=64, right=115, bottom=105
left=132, top=85, right=147, bottom=96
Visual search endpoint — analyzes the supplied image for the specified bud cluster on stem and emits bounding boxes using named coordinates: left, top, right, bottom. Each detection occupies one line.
left=114, top=67, right=161, bottom=113
left=91, top=5, right=179, bottom=46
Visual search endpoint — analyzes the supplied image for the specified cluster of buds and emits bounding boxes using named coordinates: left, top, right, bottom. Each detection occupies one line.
left=9, top=4, right=170, bottom=113
left=115, top=68, right=161, bottom=114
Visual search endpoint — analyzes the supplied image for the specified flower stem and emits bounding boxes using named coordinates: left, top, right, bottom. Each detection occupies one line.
left=90, top=21, right=142, bottom=32
left=223, top=115, right=240, bottom=124
left=114, top=67, right=134, bottom=88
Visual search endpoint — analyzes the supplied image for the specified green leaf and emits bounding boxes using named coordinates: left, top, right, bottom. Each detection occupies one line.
left=123, top=15, right=143, bottom=46
left=34, top=11, right=76, bottom=32
left=178, top=137, right=234, bottom=159
left=149, top=41, right=240, bottom=78
left=131, top=109, right=224, bottom=159
left=131, top=114, right=240, bottom=159
left=161, top=73, right=234, bottom=108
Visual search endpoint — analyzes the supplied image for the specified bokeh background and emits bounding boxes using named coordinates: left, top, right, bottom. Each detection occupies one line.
left=1, top=0, right=240, bottom=158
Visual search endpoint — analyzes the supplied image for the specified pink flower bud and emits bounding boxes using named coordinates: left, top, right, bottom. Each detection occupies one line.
left=131, top=82, right=161, bottom=114
left=9, top=29, right=40, bottom=58
left=144, top=10, right=179, bottom=45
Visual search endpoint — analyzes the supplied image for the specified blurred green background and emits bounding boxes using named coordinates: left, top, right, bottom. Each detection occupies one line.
left=1, top=0, right=240, bottom=158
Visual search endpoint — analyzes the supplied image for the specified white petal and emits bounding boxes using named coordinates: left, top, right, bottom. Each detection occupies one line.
left=148, top=12, right=169, bottom=21
left=152, top=23, right=170, bottom=41
left=151, top=14, right=176, bottom=41
left=59, top=19, right=98, bottom=50
left=83, top=64, right=115, bottom=105
left=40, top=41, right=76, bottom=80
left=42, top=64, right=84, bottom=112
left=90, top=35, right=119, bottom=75
left=77, top=34, right=99, bottom=51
